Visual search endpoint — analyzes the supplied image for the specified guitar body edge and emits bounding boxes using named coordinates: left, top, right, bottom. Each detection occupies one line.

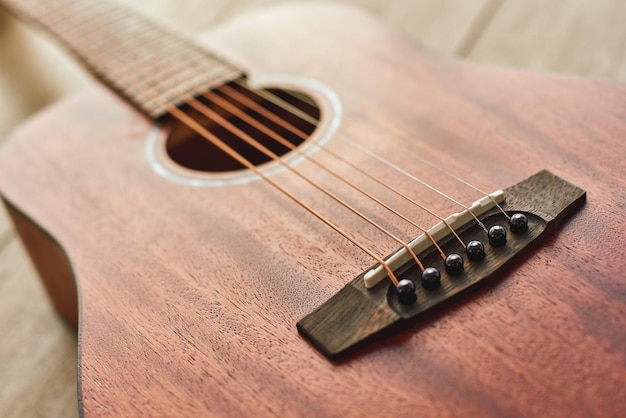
left=2, top=197, right=78, bottom=329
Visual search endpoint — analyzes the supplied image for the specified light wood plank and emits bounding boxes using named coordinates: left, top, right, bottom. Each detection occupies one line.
left=0, top=238, right=78, bottom=418
left=467, top=0, right=626, bottom=81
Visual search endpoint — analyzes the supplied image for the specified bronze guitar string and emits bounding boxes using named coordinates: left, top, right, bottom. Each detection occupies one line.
left=35, top=1, right=447, bottom=281
left=196, top=89, right=446, bottom=262
left=215, top=84, right=465, bottom=250
left=43, top=0, right=487, bottom=252
left=17, top=2, right=494, bottom=238
left=35, top=7, right=409, bottom=285
left=184, top=95, right=427, bottom=272
left=206, top=85, right=455, bottom=256
left=38, top=47, right=457, bottom=284
left=20, top=0, right=490, bottom=286
left=163, top=103, right=403, bottom=284
left=170, top=89, right=456, bottom=284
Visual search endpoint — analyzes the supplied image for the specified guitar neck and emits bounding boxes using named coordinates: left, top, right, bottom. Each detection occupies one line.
left=1, top=0, right=245, bottom=119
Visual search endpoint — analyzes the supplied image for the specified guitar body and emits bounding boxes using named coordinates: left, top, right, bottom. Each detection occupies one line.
left=1, top=4, right=626, bottom=416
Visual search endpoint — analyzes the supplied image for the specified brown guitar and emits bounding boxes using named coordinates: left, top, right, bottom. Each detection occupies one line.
left=1, top=0, right=625, bottom=416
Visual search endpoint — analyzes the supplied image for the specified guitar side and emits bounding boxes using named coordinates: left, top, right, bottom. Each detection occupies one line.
left=1, top=4, right=626, bottom=417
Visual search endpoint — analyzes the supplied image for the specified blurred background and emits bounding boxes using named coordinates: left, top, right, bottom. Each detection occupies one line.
left=0, top=0, right=625, bottom=416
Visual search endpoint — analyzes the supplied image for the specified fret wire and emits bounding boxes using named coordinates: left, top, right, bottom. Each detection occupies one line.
left=37, top=0, right=105, bottom=32
left=100, top=62, right=239, bottom=105
left=18, top=0, right=78, bottom=15
left=42, top=0, right=240, bottom=93
left=75, top=29, right=236, bottom=105
left=6, top=0, right=244, bottom=118
left=24, top=1, right=131, bottom=64
left=120, top=11, right=241, bottom=76
left=54, top=7, right=131, bottom=43
left=53, top=6, right=170, bottom=64
left=104, top=45, right=236, bottom=87
left=155, top=64, right=229, bottom=94
left=54, top=13, right=126, bottom=54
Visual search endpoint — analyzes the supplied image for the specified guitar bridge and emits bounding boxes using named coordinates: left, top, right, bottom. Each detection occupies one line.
left=297, top=170, right=586, bottom=358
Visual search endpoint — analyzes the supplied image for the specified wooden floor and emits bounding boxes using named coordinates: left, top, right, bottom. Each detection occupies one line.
left=0, top=0, right=625, bottom=416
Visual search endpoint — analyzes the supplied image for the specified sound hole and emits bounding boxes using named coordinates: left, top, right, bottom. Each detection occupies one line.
left=165, top=82, right=321, bottom=172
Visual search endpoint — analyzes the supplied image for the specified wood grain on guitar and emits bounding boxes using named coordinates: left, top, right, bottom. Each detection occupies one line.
left=0, top=0, right=625, bottom=417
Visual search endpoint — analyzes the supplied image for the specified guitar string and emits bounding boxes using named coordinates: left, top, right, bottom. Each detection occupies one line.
left=58, top=18, right=480, bottom=271
left=402, top=149, right=511, bottom=220
left=209, top=84, right=465, bottom=251
left=184, top=96, right=427, bottom=271
left=59, top=0, right=497, bottom=235
left=48, top=8, right=428, bottom=271
left=51, top=9, right=454, bottom=272
left=166, top=103, right=406, bottom=284
left=199, top=88, right=448, bottom=260
left=241, top=81, right=493, bottom=231
left=235, top=80, right=484, bottom=219
left=337, top=137, right=488, bottom=232
left=31, top=0, right=489, bottom=284
left=238, top=81, right=493, bottom=233
left=43, top=0, right=475, bottom=250
left=58, top=30, right=435, bottom=286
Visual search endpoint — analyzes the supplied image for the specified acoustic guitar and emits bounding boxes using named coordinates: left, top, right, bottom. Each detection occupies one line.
left=1, top=0, right=625, bottom=416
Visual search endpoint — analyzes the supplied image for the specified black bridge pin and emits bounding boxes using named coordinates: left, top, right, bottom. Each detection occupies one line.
left=445, top=254, right=464, bottom=274
left=396, top=279, right=417, bottom=305
left=466, top=240, right=486, bottom=261
left=488, top=225, right=507, bottom=246
left=510, top=213, right=529, bottom=233
left=421, top=267, right=441, bottom=290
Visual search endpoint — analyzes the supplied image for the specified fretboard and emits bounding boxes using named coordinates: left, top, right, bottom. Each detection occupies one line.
left=1, top=0, right=245, bottom=119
